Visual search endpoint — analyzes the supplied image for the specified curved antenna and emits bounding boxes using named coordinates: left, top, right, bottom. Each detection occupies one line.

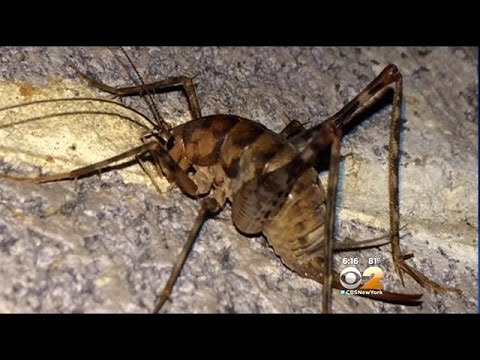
left=108, top=47, right=166, bottom=130
left=0, top=110, right=151, bottom=131
left=0, top=97, right=155, bottom=130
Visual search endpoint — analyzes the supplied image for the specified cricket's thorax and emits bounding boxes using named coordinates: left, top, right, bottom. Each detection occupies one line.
left=168, top=114, right=327, bottom=278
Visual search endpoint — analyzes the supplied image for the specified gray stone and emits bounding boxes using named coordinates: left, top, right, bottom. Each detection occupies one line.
left=0, top=47, right=477, bottom=313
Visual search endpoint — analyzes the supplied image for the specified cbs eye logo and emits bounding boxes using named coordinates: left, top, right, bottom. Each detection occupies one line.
left=339, top=266, right=384, bottom=290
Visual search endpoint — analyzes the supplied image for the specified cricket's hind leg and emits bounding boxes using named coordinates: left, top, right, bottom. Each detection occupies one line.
left=326, top=64, right=460, bottom=294
left=291, top=64, right=460, bottom=300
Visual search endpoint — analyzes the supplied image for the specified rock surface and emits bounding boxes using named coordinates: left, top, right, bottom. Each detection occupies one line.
left=0, top=47, right=477, bottom=313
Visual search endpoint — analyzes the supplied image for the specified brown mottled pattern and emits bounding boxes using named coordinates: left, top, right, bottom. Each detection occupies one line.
left=219, top=119, right=265, bottom=181
left=182, top=115, right=239, bottom=166
left=170, top=114, right=333, bottom=282
left=225, top=120, right=308, bottom=235
left=263, top=168, right=327, bottom=274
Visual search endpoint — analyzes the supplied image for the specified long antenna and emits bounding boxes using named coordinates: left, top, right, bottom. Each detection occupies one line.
left=108, top=47, right=166, bottom=130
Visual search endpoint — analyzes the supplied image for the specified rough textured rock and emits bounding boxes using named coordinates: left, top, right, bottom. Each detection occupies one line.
left=0, top=47, right=477, bottom=313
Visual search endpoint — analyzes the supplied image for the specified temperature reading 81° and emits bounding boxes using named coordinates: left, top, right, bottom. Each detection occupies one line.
left=368, top=257, right=381, bottom=265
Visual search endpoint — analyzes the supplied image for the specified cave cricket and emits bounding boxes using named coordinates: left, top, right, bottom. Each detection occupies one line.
left=0, top=48, right=460, bottom=313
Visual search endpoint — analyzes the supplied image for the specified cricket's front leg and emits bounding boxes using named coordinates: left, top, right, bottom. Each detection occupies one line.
left=153, top=197, right=222, bottom=313
left=0, top=141, right=159, bottom=185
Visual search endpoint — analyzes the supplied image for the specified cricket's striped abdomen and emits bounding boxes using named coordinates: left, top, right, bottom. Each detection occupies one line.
left=168, top=114, right=328, bottom=279
left=262, top=169, right=327, bottom=279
